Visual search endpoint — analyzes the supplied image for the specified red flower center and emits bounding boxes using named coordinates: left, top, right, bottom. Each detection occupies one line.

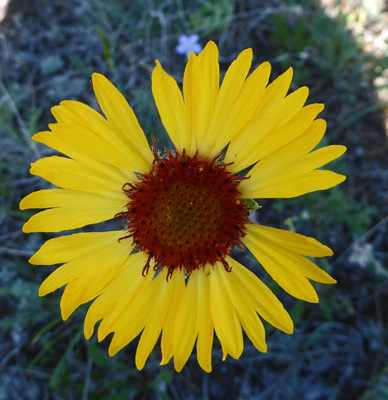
left=118, top=150, right=249, bottom=279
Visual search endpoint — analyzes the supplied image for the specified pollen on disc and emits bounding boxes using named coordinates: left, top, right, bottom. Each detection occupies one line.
left=118, top=151, right=249, bottom=278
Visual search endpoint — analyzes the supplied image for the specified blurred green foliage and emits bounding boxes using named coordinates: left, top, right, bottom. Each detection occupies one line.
left=189, top=0, right=234, bottom=35
left=279, top=185, right=377, bottom=237
left=270, top=8, right=365, bottom=97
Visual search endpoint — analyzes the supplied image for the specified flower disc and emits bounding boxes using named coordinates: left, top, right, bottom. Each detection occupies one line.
left=120, top=151, right=250, bottom=277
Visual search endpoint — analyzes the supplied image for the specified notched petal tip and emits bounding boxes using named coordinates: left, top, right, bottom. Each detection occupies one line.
left=187, top=51, right=197, bottom=63
left=29, top=160, right=39, bottom=175
left=153, top=60, right=167, bottom=78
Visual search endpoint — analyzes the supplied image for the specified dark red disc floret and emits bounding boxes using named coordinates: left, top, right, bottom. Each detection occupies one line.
left=117, top=150, right=250, bottom=279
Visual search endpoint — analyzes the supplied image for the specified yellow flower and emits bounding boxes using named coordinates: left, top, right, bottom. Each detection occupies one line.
left=20, top=41, right=346, bottom=373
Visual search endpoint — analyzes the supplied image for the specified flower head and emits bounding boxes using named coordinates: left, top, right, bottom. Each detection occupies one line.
left=176, top=34, right=202, bottom=58
left=20, top=42, right=346, bottom=372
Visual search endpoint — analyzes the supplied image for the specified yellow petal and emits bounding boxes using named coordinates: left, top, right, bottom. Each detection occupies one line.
left=172, top=270, right=199, bottom=372
left=195, top=268, right=213, bottom=373
left=32, top=130, right=139, bottom=191
left=32, top=131, right=99, bottom=167
left=247, top=104, right=325, bottom=164
left=237, top=306, right=267, bottom=353
left=84, top=252, right=150, bottom=339
left=96, top=263, right=155, bottom=342
left=22, top=206, right=123, bottom=233
left=51, top=78, right=153, bottom=173
left=30, top=156, right=128, bottom=193
left=225, top=67, right=295, bottom=171
left=215, top=61, right=271, bottom=152
left=248, top=225, right=333, bottom=257
left=243, top=226, right=326, bottom=302
left=209, top=263, right=243, bottom=359
left=226, top=84, right=309, bottom=172
left=20, top=189, right=125, bottom=210
left=196, top=41, right=219, bottom=104
left=239, top=118, right=326, bottom=197
left=160, top=270, right=186, bottom=366
left=202, top=48, right=253, bottom=158
left=239, top=114, right=346, bottom=198
left=38, top=233, right=133, bottom=298
left=136, top=271, right=185, bottom=370
left=293, top=145, right=347, bottom=175
left=244, top=225, right=336, bottom=284
left=249, top=170, right=346, bottom=199
left=30, top=231, right=126, bottom=265
left=221, top=259, right=267, bottom=352
left=32, top=130, right=135, bottom=181
left=54, top=100, right=150, bottom=174
left=49, top=122, right=139, bottom=173
left=183, top=42, right=219, bottom=157
left=91, top=73, right=153, bottom=169
left=152, top=60, right=187, bottom=154
left=21, top=189, right=126, bottom=232
left=58, top=240, right=134, bottom=320
left=229, top=257, right=294, bottom=334
left=107, top=269, right=164, bottom=357
left=181, top=52, right=198, bottom=157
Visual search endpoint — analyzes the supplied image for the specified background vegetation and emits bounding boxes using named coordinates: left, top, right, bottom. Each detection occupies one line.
left=1, top=0, right=388, bottom=399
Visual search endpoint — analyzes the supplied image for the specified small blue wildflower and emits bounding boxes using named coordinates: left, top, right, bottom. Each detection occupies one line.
left=176, top=34, right=202, bottom=58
